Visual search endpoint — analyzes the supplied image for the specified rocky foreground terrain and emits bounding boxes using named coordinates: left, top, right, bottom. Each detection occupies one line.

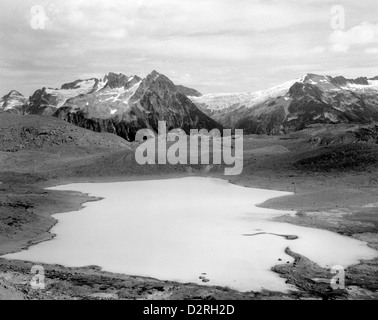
left=0, top=112, right=377, bottom=300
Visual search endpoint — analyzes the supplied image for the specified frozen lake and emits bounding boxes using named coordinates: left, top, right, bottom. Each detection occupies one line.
left=2, top=177, right=377, bottom=292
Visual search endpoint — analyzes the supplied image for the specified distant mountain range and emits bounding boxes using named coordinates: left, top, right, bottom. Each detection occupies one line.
left=1, top=71, right=221, bottom=141
left=190, top=73, right=378, bottom=134
left=1, top=72, right=378, bottom=140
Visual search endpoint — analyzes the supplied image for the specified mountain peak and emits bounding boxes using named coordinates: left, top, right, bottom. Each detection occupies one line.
left=104, top=72, right=133, bottom=89
left=149, top=70, right=160, bottom=76
left=6, top=90, right=24, bottom=98
left=0, top=90, right=27, bottom=114
left=144, top=70, right=175, bottom=87
left=301, top=73, right=329, bottom=84
left=303, top=73, right=320, bottom=79
left=105, top=71, right=128, bottom=78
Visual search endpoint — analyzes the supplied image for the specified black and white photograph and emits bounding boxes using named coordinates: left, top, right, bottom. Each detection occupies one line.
left=0, top=0, right=378, bottom=307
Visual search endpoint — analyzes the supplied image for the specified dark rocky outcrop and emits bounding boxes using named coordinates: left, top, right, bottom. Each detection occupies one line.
left=26, top=88, right=61, bottom=115
left=53, top=108, right=147, bottom=142
left=104, top=72, right=132, bottom=89
left=330, top=76, right=369, bottom=87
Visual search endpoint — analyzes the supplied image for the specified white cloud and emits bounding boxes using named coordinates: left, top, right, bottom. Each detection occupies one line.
left=365, top=47, right=378, bottom=54
left=329, top=22, right=378, bottom=52
left=50, top=0, right=328, bottom=37
left=1, top=0, right=378, bottom=96
left=310, top=46, right=325, bottom=54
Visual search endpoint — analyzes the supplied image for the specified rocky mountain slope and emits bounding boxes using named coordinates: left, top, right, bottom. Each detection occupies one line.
left=0, top=113, right=131, bottom=152
left=0, top=91, right=28, bottom=114
left=25, top=79, right=101, bottom=116
left=53, top=71, right=221, bottom=141
left=190, top=73, right=378, bottom=134
left=1, top=71, right=220, bottom=141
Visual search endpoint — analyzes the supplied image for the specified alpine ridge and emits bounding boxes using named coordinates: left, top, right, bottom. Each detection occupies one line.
left=190, top=73, right=378, bottom=134
left=2, top=72, right=378, bottom=137
left=0, top=71, right=221, bottom=141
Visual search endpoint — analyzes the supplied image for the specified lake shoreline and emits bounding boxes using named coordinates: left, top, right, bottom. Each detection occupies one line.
left=1, top=170, right=378, bottom=300
left=9, top=177, right=372, bottom=293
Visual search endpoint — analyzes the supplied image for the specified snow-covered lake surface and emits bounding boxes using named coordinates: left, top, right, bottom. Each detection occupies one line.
left=2, top=177, right=377, bottom=292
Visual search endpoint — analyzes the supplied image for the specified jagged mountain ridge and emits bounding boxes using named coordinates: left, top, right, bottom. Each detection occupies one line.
left=3, top=72, right=378, bottom=138
left=1, top=72, right=203, bottom=117
left=190, top=73, right=378, bottom=134
left=53, top=71, right=221, bottom=141
left=0, top=71, right=222, bottom=141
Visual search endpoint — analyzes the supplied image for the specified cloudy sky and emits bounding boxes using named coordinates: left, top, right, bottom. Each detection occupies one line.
left=1, top=0, right=378, bottom=97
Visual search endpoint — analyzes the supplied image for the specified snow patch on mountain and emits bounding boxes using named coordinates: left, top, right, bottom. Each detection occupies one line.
left=191, top=74, right=378, bottom=114
left=342, top=80, right=378, bottom=91
left=95, top=79, right=108, bottom=92
left=0, top=90, right=28, bottom=113
left=189, top=73, right=378, bottom=134
left=45, top=79, right=97, bottom=108
left=190, top=78, right=298, bottom=111
left=94, top=80, right=142, bottom=111
left=253, top=79, right=297, bottom=104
